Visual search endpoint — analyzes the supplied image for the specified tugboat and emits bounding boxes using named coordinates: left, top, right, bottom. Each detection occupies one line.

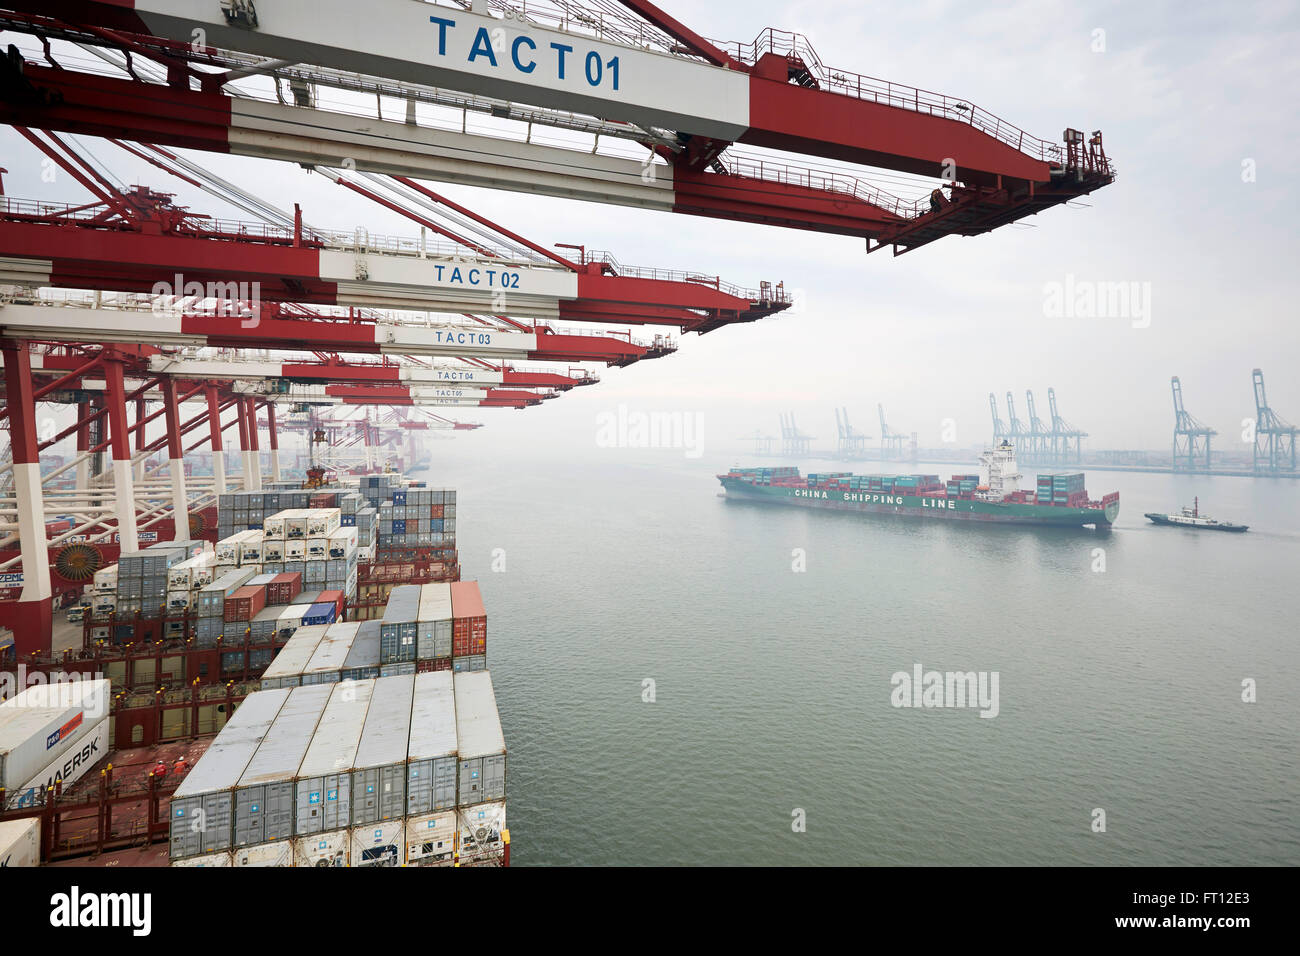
left=1144, top=497, right=1248, bottom=532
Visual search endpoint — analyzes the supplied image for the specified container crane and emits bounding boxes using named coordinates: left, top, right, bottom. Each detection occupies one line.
left=878, top=403, right=905, bottom=460
left=989, top=392, right=1006, bottom=442
left=834, top=407, right=869, bottom=458
left=0, top=1, right=1115, bottom=252
left=1024, top=390, right=1051, bottom=465
left=1047, top=387, right=1086, bottom=465
left=1251, top=368, right=1298, bottom=474
left=778, top=413, right=812, bottom=457
left=1004, top=392, right=1028, bottom=453
left=1171, top=376, right=1215, bottom=473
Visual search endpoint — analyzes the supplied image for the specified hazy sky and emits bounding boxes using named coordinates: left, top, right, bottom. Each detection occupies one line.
left=3, top=0, right=1297, bottom=460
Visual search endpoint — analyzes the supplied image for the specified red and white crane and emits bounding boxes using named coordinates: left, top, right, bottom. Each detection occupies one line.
left=0, top=1, right=1114, bottom=252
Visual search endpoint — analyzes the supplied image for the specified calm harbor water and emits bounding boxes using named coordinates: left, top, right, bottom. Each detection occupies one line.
left=416, top=448, right=1299, bottom=866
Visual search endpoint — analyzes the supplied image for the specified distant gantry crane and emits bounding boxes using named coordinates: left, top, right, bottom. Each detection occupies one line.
left=779, top=413, right=813, bottom=457
left=834, top=408, right=870, bottom=458
left=1251, top=368, right=1298, bottom=474
left=1171, top=376, right=1215, bottom=472
left=878, top=404, right=906, bottom=460
left=993, top=388, right=1085, bottom=464
left=1047, top=388, right=1087, bottom=465
left=1005, top=392, right=1029, bottom=453
left=738, top=429, right=777, bottom=456
left=1024, top=390, right=1052, bottom=464
left=989, top=393, right=1006, bottom=442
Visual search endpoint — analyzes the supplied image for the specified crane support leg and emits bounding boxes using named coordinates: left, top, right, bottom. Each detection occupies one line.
left=161, top=377, right=189, bottom=541
left=0, top=341, right=53, bottom=654
left=206, top=384, right=227, bottom=496
left=104, top=359, right=140, bottom=552
left=267, top=403, right=282, bottom=483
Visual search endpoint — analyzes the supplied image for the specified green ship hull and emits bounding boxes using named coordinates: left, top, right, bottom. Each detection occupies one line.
left=719, top=477, right=1119, bottom=528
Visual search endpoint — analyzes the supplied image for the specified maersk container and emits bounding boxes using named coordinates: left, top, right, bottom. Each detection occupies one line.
left=458, top=800, right=507, bottom=859
left=170, top=688, right=292, bottom=860
left=0, top=678, right=111, bottom=793
left=295, top=679, right=374, bottom=836
left=259, top=625, right=330, bottom=690
left=294, top=829, right=349, bottom=867
left=404, top=810, right=456, bottom=866
left=6, top=717, right=109, bottom=809
left=416, top=583, right=453, bottom=660
left=453, top=671, right=506, bottom=806
left=407, top=671, right=458, bottom=816
left=233, top=683, right=333, bottom=848
left=300, top=622, right=361, bottom=685
left=341, top=621, right=382, bottom=681
left=352, top=674, right=415, bottom=826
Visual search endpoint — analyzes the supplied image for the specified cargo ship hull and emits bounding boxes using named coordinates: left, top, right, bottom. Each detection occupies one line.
left=719, top=478, right=1119, bottom=527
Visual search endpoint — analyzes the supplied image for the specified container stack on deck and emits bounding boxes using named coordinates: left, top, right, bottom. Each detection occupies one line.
left=259, top=582, right=486, bottom=685
left=169, top=670, right=507, bottom=867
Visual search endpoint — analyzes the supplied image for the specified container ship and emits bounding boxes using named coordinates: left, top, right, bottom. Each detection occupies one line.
left=719, top=441, right=1120, bottom=528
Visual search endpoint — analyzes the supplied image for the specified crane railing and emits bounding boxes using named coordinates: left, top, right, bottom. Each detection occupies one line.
left=711, top=27, right=1101, bottom=172
left=581, top=250, right=790, bottom=304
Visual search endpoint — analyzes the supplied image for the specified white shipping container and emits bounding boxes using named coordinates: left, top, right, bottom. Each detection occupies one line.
left=263, top=511, right=288, bottom=540
left=406, top=671, right=457, bottom=815
left=233, top=683, right=333, bottom=848
left=6, top=718, right=109, bottom=809
left=300, top=622, right=361, bottom=686
left=285, top=539, right=306, bottom=561
left=305, top=537, right=327, bottom=561
left=170, top=852, right=231, bottom=867
left=259, top=625, right=330, bottom=690
left=403, top=810, right=456, bottom=866
left=350, top=819, right=405, bottom=867
left=294, top=679, right=374, bottom=836
left=93, top=565, right=118, bottom=593
left=306, top=508, right=341, bottom=537
left=458, top=801, right=507, bottom=861
left=232, top=840, right=293, bottom=867
left=0, top=678, right=112, bottom=792
left=0, top=817, right=40, bottom=867
left=294, top=829, right=350, bottom=867
left=170, top=688, right=293, bottom=860
left=352, top=675, right=415, bottom=826
left=284, top=510, right=308, bottom=540
left=327, top=526, right=358, bottom=559
left=416, top=582, right=453, bottom=660
left=452, top=671, right=506, bottom=807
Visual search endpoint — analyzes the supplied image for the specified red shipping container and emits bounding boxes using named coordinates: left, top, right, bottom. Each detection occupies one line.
left=266, top=571, right=303, bottom=606
left=416, top=659, right=437, bottom=674
left=450, top=581, right=487, bottom=659
left=224, top=585, right=267, bottom=623
left=429, top=505, right=444, bottom=519
left=432, top=658, right=452, bottom=672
